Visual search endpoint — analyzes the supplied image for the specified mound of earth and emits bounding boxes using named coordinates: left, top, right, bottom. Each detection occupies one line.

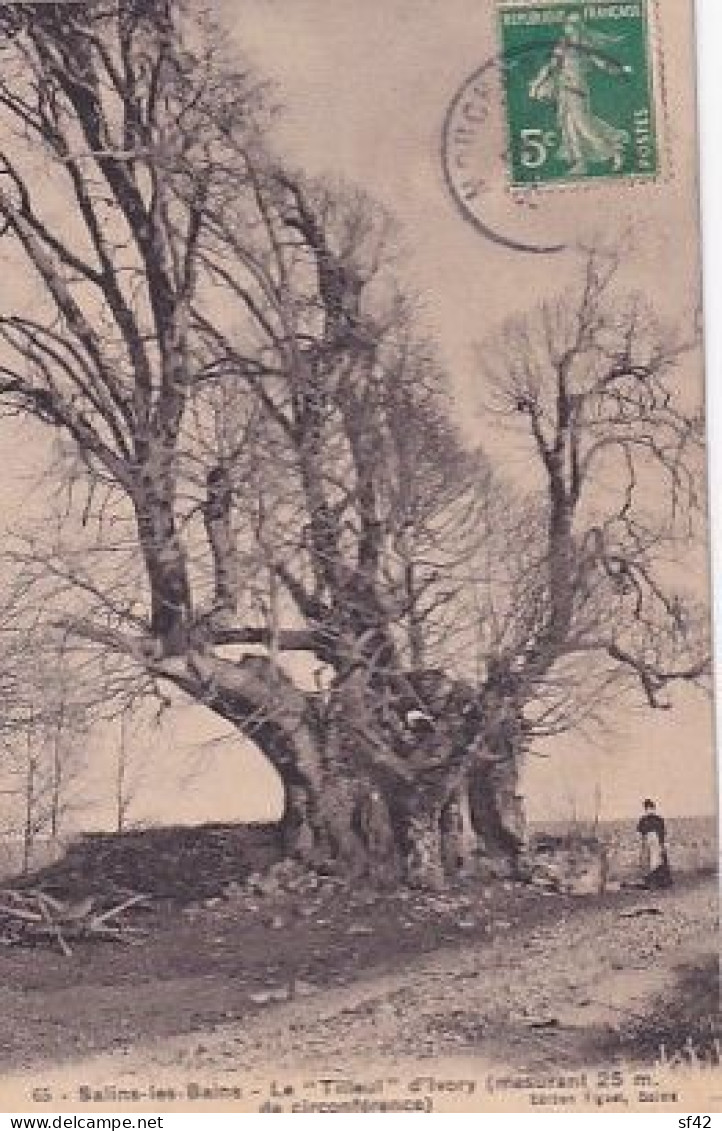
left=15, top=822, right=285, bottom=904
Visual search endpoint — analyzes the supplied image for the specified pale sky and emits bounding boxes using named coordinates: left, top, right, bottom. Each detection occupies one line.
left=0, top=0, right=717, bottom=829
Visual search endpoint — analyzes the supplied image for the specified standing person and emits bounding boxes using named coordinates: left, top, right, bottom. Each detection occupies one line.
left=637, top=798, right=672, bottom=888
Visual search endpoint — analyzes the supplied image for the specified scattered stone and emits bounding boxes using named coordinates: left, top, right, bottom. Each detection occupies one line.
left=619, top=906, right=663, bottom=918
left=291, top=979, right=317, bottom=998
left=223, top=881, right=244, bottom=902
left=531, top=874, right=554, bottom=888
left=248, top=986, right=290, bottom=1005
left=347, top=923, right=374, bottom=936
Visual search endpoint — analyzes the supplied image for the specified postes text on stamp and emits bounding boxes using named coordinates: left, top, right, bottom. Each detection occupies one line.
left=499, top=1, right=657, bottom=187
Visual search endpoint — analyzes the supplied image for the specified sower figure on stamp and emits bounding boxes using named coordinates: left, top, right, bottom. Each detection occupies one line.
left=529, top=11, right=632, bottom=175
left=637, top=798, right=673, bottom=888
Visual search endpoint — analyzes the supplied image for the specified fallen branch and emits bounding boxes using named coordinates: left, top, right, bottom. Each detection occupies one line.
left=0, top=887, right=151, bottom=956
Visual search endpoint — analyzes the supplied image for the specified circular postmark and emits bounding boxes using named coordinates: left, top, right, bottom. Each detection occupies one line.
left=442, top=7, right=663, bottom=256
left=442, top=50, right=566, bottom=255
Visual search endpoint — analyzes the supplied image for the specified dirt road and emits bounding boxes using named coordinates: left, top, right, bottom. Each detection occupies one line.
left=4, top=876, right=715, bottom=1106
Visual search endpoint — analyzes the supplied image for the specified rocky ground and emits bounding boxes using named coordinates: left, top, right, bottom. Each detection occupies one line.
left=0, top=816, right=717, bottom=1110
left=0, top=872, right=717, bottom=1111
left=91, top=875, right=721, bottom=1074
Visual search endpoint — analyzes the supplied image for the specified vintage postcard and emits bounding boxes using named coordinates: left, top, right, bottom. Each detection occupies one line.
left=0, top=0, right=717, bottom=1116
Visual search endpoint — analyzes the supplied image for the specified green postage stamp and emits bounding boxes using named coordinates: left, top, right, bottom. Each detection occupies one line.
left=499, top=1, right=657, bottom=187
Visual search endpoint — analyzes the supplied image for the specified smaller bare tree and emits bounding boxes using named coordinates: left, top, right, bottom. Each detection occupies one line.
left=114, top=705, right=150, bottom=833
left=475, top=248, right=709, bottom=753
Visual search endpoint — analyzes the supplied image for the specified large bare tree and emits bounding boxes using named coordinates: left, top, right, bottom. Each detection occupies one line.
left=472, top=251, right=709, bottom=772
left=0, top=3, right=709, bottom=887
left=0, top=0, right=518, bottom=887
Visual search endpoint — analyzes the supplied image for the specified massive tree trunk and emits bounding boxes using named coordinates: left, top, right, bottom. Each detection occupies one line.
left=282, top=773, right=400, bottom=884
left=467, top=760, right=526, bottom=876
left=275, top=717, right=525, bottom=889
left=386, top=790, right=448, bottom=890
left=158, top=649, right=525, bottom=889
